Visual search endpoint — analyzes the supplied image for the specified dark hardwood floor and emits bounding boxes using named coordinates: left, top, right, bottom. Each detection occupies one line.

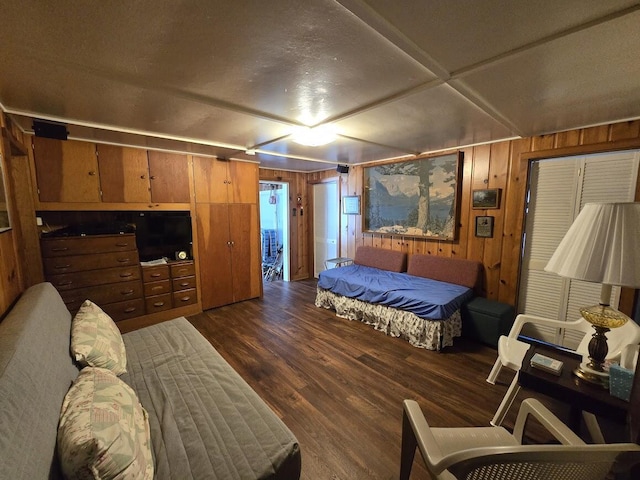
left=186, top=279, right=561, bottom=480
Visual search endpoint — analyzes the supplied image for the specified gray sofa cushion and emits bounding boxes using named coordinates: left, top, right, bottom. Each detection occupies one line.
left=120, top=318, right=301, bottom=480
left=0, top=283, right=80, bottom=480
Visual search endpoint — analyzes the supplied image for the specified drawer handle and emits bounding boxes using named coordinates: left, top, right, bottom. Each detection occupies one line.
left=119, top=272, right=133, bottom=278
left=115, top=243, right=129, bottom=247
left=51, top=247, right=69, bottom=252
left=57, top=281, right=73, bottom=286
left=153, top=301, right=165, bottom=307
left=151, top=285, right=163, bottom=291
left=124, top=307, right=136, bottom=313
left=117, top=258, right=130, bottom=263
left=54, top=264, right=71, bottom=269
left=121, top=289, right=134, bottom=296
left=179, top=282, right=189, bottom=287
left=178, top=296, right=191, bottom=302
left=150, top=273, right=162, bottom=278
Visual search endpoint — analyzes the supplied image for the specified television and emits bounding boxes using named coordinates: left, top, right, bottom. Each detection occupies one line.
left=134, top=211, right=193, bottom=262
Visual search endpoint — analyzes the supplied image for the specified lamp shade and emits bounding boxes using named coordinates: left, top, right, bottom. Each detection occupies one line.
left=544, top=202, right=640, bottom=288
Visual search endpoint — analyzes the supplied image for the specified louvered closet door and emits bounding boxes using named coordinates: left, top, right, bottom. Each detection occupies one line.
left=518, top=150, right=640, bottom=348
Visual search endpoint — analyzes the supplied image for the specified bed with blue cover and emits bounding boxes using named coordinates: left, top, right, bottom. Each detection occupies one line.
left=315, top=247, right=482, bottom=350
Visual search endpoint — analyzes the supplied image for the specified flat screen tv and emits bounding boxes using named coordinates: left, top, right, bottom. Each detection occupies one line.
left=134, top=211, right=193, bottom=261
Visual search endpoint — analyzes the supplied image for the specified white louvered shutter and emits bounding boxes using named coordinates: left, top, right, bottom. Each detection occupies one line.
left=519, top=150, right=639, bottom=348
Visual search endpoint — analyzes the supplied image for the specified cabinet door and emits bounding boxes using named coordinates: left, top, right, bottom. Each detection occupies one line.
left=98, top=145, right=151, bottom=203
left=148, top=151, right=190, bottom=203
left=193, top=156, right=230, bottom=204
left=33, top=137, right=100, bottom=202
left=228, top=161, right=258, bottom=204
left=229, top=203, right=261, bottom=302
left=196, top=203, right=234, bottom=309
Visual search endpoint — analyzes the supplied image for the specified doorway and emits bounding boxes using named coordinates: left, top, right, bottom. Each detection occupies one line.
left=312, top=180, right=339, bottom=278
left=259, top=181, right=290, bottom=282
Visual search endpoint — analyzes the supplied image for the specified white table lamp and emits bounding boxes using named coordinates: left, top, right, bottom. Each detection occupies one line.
left=545, top=202, right=640, bottom=385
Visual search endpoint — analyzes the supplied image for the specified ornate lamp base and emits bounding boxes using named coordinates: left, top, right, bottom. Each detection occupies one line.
left=573, top=362, right=609, bottom=388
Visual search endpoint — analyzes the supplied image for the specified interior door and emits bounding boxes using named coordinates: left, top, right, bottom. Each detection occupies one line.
left=313, top=181, right=339, bottom=278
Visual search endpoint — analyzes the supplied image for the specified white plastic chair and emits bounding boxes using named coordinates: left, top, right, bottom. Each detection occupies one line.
left=486, top=314, right=640, bottom=439
left=400, top=397, right=640, bottom=480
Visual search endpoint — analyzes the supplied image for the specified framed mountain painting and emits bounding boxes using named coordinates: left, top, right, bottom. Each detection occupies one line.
left=363, top=152, right=462, bottom=240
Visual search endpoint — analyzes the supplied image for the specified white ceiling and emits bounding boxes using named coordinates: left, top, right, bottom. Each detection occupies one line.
left=1, top=1, right=639, bottom=172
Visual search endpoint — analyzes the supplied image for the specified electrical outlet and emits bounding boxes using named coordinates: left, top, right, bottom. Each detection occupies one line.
left=36, top=216, right=43, bottom=226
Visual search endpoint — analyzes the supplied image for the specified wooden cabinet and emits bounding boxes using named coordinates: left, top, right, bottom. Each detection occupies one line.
left=194, top=156, right=261, bottom=309
left=41, top=233, right=145, bottom=321
left=196, top=203, right=261, bottom=309
left=98, top=145, right=191, bottom=204
left=97, top=145, right=151, bottom=203
left=32, top=137, right=100, bottom=203
left=148, top=151, right=191, bottom=203
left=193, top=156, right=257, bottom=204
left=142, top=260, right=197, bottom=314
left=32, top=139, right=191, bottom=206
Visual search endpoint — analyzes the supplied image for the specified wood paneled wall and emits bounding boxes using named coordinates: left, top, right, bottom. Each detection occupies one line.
left=262, top=120, right=640, bottom=310
left=1, top=118, right=639, bottom=318
left=0, top=116, right=31, bottom=317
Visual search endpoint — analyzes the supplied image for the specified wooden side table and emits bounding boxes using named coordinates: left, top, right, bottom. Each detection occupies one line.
left=324, top=257, right=353, bottom=269
left=519, top=344, right=628, bottom=430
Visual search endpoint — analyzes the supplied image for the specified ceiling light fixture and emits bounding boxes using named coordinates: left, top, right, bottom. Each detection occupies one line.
left=291, top=125, right=337, bottom=147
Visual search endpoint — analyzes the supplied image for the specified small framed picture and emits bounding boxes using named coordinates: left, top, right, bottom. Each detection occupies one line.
left=475, top=216, right=494, bottom=238
left=472, top=188, right=501, bottom=209
left=342, top=195, right=361, bottom=215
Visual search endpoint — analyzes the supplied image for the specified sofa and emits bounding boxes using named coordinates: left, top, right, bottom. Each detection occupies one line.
left=316, top=246, right=482, bottom=350
left=0, top=282, right=301, bottom=479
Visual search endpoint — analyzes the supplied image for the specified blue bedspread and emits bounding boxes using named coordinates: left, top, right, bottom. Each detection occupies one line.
left=317, top=264, right=474, bottom=320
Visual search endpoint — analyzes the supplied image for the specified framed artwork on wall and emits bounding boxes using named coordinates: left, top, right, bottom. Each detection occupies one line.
left=475, top=215, right=494, bottom=238
left=342, top=195, right=361, bottom=215
left=363, top=152, right=463, bottom=240
left=472, top=188, right=501, bottom=209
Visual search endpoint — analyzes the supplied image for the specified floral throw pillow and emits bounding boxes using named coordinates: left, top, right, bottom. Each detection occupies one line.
left=57, top=367, right=154, bottom=480
left=71, top=300, right=127, bottom=375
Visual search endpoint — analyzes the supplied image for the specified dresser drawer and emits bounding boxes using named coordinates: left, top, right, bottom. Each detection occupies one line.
left=142, top=265, right=170, bottom=283
left=171, top=275, right=196, bottom=292
left=172, top=288, right=197, bottom=307
left=101, top=298, right=146, bottom=322
left=47, top=265, right=141, bottom=291
left=145, top=294, right=173, bottom=313
left=41, top=234, right=137, bottom=257
left=61, top=280, right=143, bottom=310
left=170, top=261, right=195, bottom=278
left=43, top=250, right=139, bottom=275
left=143, top=279, right=171, bottom=297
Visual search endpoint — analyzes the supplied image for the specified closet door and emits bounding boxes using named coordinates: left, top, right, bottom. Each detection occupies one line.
left=518, top=150, right=640, bottom=348
left=228, top=203, right=261, bottom=303
left=196, top=203, right=234, bottom=309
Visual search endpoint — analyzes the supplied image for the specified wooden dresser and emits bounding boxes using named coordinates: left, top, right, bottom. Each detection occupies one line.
left=41, top=233, right=145, bottom=321
left=142, top=260, right=197, bottom=315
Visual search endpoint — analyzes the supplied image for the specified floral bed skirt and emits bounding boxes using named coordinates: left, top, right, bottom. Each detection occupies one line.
left=315, top=287, right=462, bottom=351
